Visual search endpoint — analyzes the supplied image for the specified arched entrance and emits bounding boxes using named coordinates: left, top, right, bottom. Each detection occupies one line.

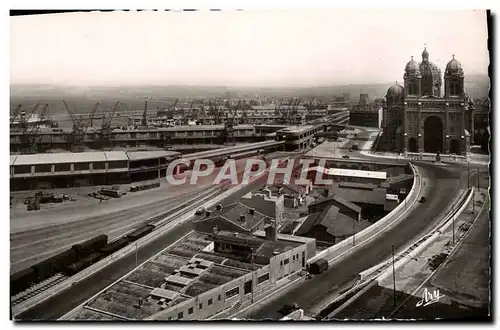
left=449, top=139, right=461, bottom=154
left=408, top=138, right=418, bottom=152
left=424, top=116, right=444, bottom=153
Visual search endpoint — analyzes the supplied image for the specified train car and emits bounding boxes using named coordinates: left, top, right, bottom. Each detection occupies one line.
left=10, top=268, right=37, bottom=295
left=51, top=249, right=78, bottom=272
left=99, top=188, right=123, bottom=198
left=72, top=234, right=108, bottom=259
left=31, top=258, right=59, bottom=282
left=63, top=252, right=104, bottom=276
left=99, top=237, right=130, bottom=256
left=126, top=225, right=154, bottom=242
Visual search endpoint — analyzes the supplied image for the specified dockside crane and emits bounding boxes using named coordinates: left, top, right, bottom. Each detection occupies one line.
left=19, top=103, right=42, bottom=153
left=141, top=101, right=148, bottom=128
left=26, top=104, right=50, bottom=153
left=166, top=98, right=179, bottom=119
left=10, top=104, right=23, bottom=127
left=63, top=100, right=99, bottom=152
left=99, top=101, right=120, bottom=149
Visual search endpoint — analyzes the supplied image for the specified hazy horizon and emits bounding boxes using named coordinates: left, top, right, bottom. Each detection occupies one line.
left=11, top=10, right=489, bottom=87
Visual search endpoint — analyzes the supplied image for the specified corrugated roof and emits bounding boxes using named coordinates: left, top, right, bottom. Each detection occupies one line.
left=296, top=205, right=371, bottom=238
left=329, top=186, right=387, bottom=206
left=326, top=168, right=387, bottom=180
left=127, top=151, right=181, bottom=161
left=309, top=195, right=362, bottom=214
left=295, top=205, right=340, bottom=236
left=150, top=288, right=179, bottom=300
left=13, top=152, right=110, bottom=165
left=105, top=151, right=129, bottom=162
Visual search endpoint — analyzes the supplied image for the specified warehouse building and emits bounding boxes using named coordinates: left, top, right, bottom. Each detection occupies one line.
left=9, top=150, right=181, bottom=191
left=66, top=226, right=316, bottom=321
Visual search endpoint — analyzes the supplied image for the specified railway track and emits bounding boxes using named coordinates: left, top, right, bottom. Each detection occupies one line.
left=10, top=185, right=226, bottom=308
left=11, top=274, right=68, bottom=307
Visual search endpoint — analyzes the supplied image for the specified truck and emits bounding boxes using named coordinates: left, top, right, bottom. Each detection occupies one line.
left=309, top=258, right=329, bottom=274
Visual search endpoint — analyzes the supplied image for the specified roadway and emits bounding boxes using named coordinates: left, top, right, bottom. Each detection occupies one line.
left=13, top=153, right=293, bottom=320
left=334, top=189, right=490, bottom=320
left=240, top=161, right=472, bottom=320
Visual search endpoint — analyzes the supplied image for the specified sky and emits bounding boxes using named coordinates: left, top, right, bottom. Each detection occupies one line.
left=10, top=10, right=489, bottom=87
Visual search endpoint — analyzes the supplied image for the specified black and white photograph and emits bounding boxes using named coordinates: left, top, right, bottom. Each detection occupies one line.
left=7, top=6, right=492, bottom=323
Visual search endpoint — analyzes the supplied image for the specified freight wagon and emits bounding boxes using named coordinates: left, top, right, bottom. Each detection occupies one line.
left=10, top=268, right=37, bottom=295
left=126, top=225, right=154, bottom=242
left=63, top=252, right=103, bottom=276
left=72, top=234, right=108, bottom=259
left=99, top=237, right=130, bottom=256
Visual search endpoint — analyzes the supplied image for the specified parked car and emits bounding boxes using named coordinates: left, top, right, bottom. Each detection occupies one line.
left=418, top=197, right=427, bottom=203
left=278, top=303, right=299, bottom=315
left=342, top=155, right=350, bottom=159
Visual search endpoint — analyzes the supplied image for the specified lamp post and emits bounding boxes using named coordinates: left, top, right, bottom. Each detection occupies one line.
left=135, top=242, right=138, bottom=268
left=392, top=245, right=396, bottom=308
left=445, top=135, right=450, bottom=155
left=467, top=160, right=470, bottom=189
left=417, top=133, right=422, bottom=157
left=352, top=220, right=356, bottom=246
left=461, top=135, right=465, bottom=157
left=251, top=248, right=255, bottom=303
left=403, top=133, right=408, bottom=156
left=452, top=214, right=455, bottom=244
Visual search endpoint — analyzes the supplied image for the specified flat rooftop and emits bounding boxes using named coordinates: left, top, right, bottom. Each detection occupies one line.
left=10, top=150, right=182, bottom=166
left=70, top=230, right=305, bottom=320
left=306, top=166, right=387, bottom=180
left=277, top=125, right=315, bottom=134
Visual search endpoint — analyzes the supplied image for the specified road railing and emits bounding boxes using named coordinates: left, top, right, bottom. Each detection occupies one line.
left=307, top=163, right=420, bottom=266
left=325, top=188, right=475, bottom=320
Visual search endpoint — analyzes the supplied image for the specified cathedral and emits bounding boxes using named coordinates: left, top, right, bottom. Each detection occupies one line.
left=382, top=47, right=475, bottom=155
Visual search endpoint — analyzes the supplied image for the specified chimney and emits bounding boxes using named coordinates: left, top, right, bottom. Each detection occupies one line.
left=240, top=214, right=246, bottom=222
left=265, top=221, right=277, bottom=241
left=216, top=204, right=222, bottom=211
left=263, top=188, right=272, bottom=199
left=249, top=208, right=255, bottom=215
left=205, top=210, right=212, bottom=217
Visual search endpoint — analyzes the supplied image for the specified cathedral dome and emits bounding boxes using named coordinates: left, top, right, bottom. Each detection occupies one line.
left=387, top=83, right=404, bottom=99
left=422, top=47, right=429, bottom=59
left=405, top=57, right=420, bottom=74
left=419, top=47, right=442, bottom=97
left=445, top=55, right=464, bottom=77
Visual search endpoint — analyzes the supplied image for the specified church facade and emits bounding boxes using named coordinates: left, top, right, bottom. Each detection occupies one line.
left=382, top=47, right=474, bottom=155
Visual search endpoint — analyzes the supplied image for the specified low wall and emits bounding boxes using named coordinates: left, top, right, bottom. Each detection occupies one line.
left=307, top=163, right=420, bottom=266
left=327, top=188, right=475, bottom=319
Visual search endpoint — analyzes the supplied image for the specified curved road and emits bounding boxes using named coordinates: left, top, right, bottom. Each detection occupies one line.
left=240, top=161, right=471, bottom=319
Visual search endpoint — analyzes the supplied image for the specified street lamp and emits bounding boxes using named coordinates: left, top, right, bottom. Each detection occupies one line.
left=403, top=133, right=408, bottom=156
left=392, top=245, right=396, bottom=308
left=446, top=135, right=450, bottom=155
left=452, top=214, right=455, bottom=244
left=467, top=160, right=470, bottom=189
left=352, top=220, right=356, bottom=246
left=461, top=135, right=465, bottom=157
